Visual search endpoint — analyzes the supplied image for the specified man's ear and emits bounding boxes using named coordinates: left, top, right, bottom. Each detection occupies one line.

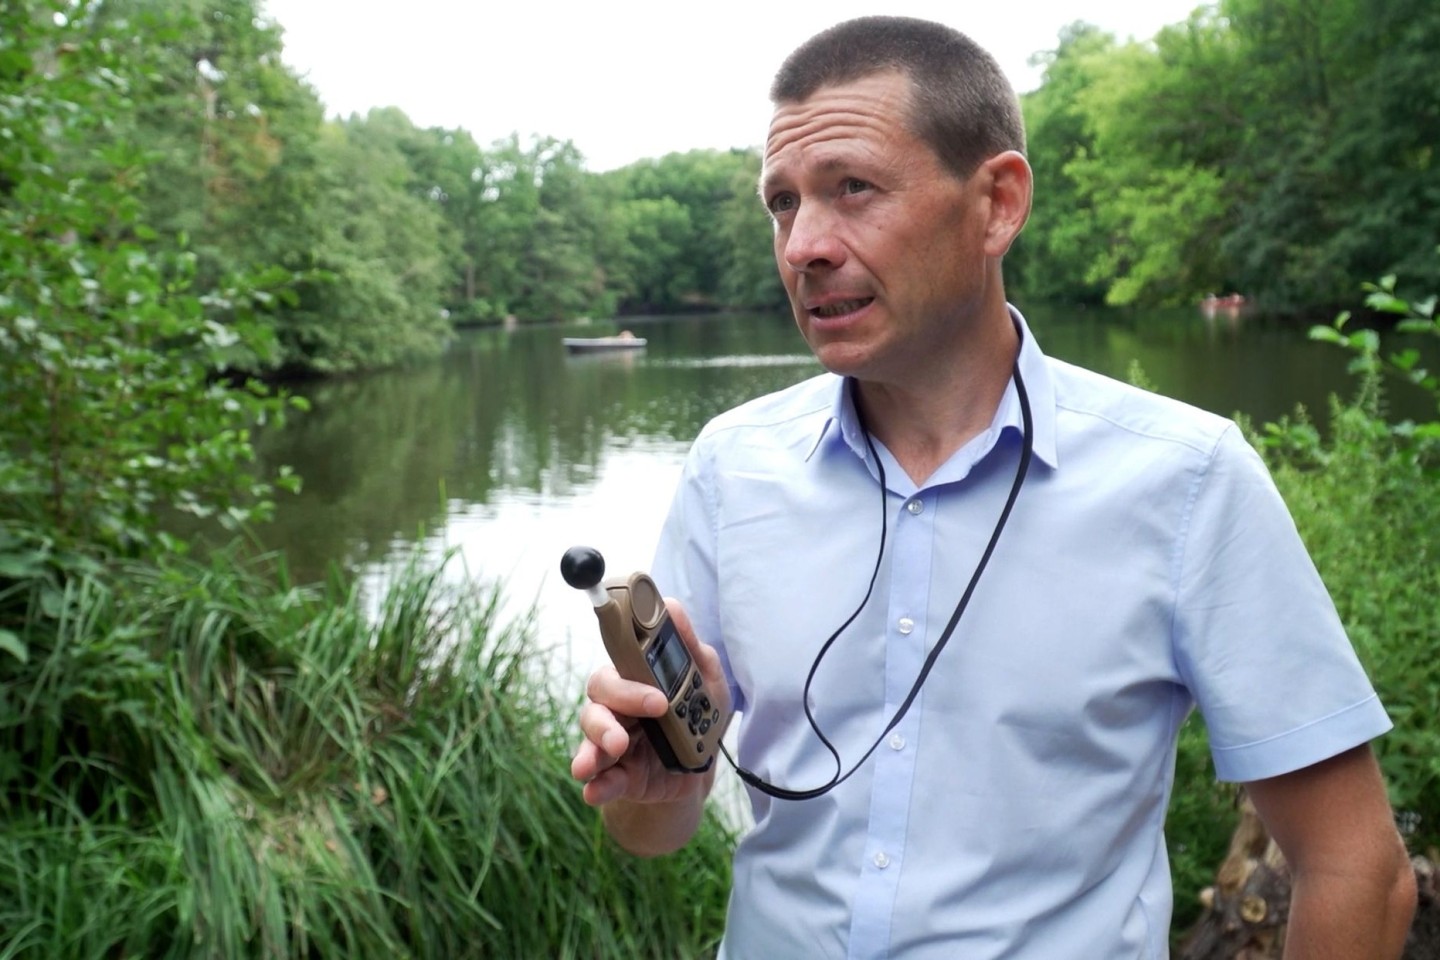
left=980, top=151, right=1032, bottom=258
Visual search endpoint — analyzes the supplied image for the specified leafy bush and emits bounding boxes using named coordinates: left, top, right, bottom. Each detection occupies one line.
left=0, top=1, right=306, bottom=560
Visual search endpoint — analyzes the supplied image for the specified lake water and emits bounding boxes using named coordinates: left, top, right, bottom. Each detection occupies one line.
left=250, top=304, right=1423, bottom=689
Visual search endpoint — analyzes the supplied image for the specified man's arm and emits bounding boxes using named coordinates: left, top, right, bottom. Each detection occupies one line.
left=1246, top=743, right=1416, bottom=959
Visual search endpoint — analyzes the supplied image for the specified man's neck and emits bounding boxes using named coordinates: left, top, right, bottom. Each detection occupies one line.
left=854, top=316, right=1019, bottom=486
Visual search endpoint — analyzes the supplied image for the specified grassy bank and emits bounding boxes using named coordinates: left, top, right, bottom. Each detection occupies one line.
left=0, top=548, right=732, bottom=958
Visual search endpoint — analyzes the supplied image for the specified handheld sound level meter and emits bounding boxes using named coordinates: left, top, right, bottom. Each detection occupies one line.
left=561, top=546, right=728, bottom=774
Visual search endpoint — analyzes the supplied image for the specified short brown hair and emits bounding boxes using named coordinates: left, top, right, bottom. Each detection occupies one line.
left=770, top=16, right=1026, bottom=179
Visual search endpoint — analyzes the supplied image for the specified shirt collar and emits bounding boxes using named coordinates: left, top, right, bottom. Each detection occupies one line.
left=802, top=304, right=1060, bottom=470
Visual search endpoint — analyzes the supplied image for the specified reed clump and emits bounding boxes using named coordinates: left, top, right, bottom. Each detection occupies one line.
left=0, top=548, right=732, bottom=958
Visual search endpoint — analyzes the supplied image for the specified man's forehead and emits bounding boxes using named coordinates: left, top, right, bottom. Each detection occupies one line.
left=767, top=69, right=913, bottom=125
left=766, top=74, right=910, bottom=140
left=760, top=74, right=915, bottom=178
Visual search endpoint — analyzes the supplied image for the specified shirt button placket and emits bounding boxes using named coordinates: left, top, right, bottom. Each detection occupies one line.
left=848, top=488, right=929, bottom=958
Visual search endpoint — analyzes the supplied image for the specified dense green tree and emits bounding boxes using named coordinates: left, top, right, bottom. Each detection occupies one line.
left=1018, top=0, right=1439, bottom=311
left=386, top=122, right=494, bottom=319
left=279, top=111, right=454, bottom=373
left=715, top=150, right=787, bottom=310
left=449, top=134, right=618, bottom=323
left=603, top=149, right=774, bottom=313
left=526, top=137, right=619, bottom=321
left=1066, top=29, right=1231, bottom=306
left=1010, top=22, right=1116, bottom=304
left=1018, top=13, right=1238, bottom=307
left=94, top=0, right=323, bottom=286
left=0, top=0, right=299, bottom=556
left=1220, top=0, right=1440, bottom=307
left=68, top=1, right=461, bottom=373
left=610, top=196, right=697, bottom=310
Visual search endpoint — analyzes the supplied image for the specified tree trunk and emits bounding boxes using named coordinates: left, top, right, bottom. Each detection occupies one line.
left=1177, top=793, right=1439, bottom=959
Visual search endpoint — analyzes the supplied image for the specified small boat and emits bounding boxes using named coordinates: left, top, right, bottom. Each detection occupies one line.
left=562, top=333, right=647, bottom=354
left=1200, top=293, right=1248, bottom=309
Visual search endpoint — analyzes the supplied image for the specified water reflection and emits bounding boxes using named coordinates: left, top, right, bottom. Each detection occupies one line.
left=249, top=306, right=1430, bottom=682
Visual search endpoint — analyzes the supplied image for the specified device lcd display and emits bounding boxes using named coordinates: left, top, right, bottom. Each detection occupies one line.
left=647, top=618, right=690, bottom=698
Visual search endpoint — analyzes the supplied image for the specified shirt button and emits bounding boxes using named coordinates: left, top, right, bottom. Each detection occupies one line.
left=897, top=617, right=914, bottom=635
left=873, top=851, right=891, bottom=869
left=888, top=733, right=906, bottom=751
left=906, top=499, right=924, bottom=516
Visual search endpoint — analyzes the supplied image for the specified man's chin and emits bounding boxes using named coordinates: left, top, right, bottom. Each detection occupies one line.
left=809, top=344, right=872, bottom=380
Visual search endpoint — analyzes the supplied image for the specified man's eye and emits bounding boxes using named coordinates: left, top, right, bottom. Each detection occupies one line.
left=844, top=178, right=871, bottom=195
left=767, top=193, right=797, bottom=214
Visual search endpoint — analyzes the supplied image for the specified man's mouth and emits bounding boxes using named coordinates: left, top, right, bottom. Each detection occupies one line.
left=810, top=297, right=873, bottom=318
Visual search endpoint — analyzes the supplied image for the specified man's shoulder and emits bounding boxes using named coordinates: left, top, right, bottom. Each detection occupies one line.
left=1047, top=356, right=1235, bottom=457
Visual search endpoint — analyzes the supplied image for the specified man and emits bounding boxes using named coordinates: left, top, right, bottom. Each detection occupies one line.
left=572, top=16, right=1415, bottom=958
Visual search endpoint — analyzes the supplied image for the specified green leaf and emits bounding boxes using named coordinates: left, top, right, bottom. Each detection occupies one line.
left=1347, top=329, right=1381, bottom=354
left=1364, top=292, right=1411, bottom=315
left=0, top=551, right=47, bottom=578
left=0, top=629, right=25, bottom=664
left=1390, top=349, right=1421, bottom=372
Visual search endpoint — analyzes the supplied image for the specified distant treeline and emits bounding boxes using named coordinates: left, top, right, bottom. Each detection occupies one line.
left=5, top=0, right=1438, bottom=377
left=1011, top=0, right=1440, bottom=311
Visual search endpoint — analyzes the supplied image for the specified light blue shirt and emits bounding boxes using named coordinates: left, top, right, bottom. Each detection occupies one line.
left=652, top=309, right=1390, bottom=959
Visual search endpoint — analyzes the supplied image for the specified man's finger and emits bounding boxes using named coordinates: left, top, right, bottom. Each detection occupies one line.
left=587, top=664, right=669, bottom=718
left=577, top=700, right=634, bottom=762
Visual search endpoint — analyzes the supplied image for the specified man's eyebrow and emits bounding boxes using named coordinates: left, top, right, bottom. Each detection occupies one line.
left=758, top=154, right=856, bottom=196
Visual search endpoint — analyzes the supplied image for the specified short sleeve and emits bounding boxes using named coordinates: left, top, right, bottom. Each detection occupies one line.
left=1172, top=425, right=1390, bottom=782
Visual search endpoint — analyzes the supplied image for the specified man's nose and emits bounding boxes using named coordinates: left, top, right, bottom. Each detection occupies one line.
left=781, top=203, right=846, bottom=274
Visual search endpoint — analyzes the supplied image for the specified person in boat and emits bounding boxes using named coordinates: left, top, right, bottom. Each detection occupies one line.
left=572, top=16, right=1414, bottom=958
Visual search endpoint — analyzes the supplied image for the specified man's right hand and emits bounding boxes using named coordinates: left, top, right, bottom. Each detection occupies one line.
left=570, top=600, right=727, bottom=854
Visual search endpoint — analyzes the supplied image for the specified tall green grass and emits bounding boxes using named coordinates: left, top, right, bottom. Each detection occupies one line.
left=0, top=548, right=732, bottom=958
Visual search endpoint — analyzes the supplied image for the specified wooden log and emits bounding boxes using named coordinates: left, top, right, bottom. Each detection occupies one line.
left=1176, top=792, right=1438, bottom=959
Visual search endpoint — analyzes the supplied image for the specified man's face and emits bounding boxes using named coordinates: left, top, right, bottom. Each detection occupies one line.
left=760, top=71, right=998, bottom=387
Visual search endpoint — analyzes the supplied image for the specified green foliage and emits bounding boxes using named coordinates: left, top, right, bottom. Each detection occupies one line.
left=1008, top=22, right=1116, bottom=305
left=440, top=133, right=622, bottom=324
left=714, top=150, right=787, bottom=311
left=93, top=0, right=324, bottom=293
left=280, top=112, right=454, bottom=373
left=602, top=149, right=784, bottom=314
left=1018, top=1, right=1440, bottom=310
left=0, top=0, right=302, bottom=556
left=1307, top=270, right=1440, bottom=447
left=0, top=550, right=734, bottom=957
left=1167, top=270, right=1440, bottom=935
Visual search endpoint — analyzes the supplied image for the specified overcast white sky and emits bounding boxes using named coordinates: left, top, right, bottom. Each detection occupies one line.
left=260, top=1, right=1207, bottom=172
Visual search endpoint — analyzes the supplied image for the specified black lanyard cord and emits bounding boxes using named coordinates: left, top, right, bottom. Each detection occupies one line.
left=725, top=361, right=1035, bottom=801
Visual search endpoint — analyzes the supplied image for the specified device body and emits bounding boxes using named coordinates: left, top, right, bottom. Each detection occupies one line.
left=591, top=571, right=729, bottom=773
